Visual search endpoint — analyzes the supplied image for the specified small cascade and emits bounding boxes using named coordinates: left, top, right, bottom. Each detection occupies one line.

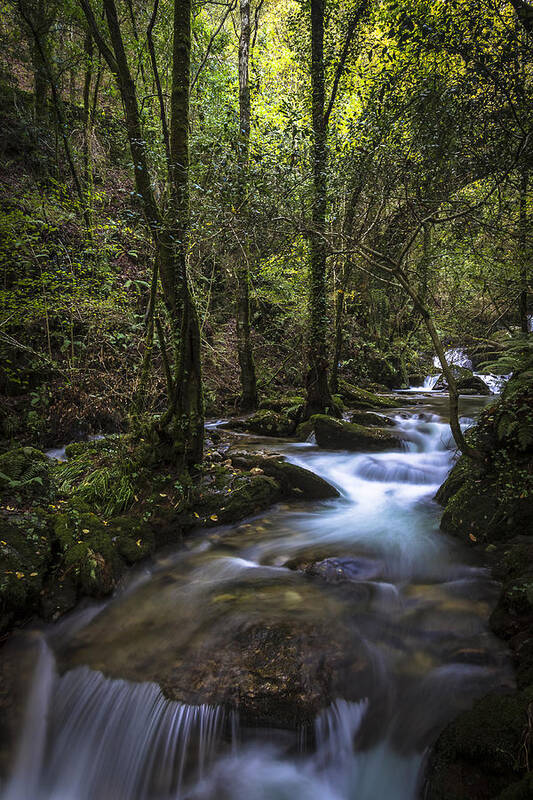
left=3, top=649, right=227, bottom=800
left=409, top=347, right=509, bottom=394
left=423, top=374, right=439, bottom=390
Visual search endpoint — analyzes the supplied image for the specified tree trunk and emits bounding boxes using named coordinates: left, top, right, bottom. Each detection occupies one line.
left=81, top=0, right=204, bottom=468
left=31, top=0, right=48, bottom=125
left=164, top=0, right=204, bottom=467
left=305, top=0, right=334, bottom=417
left=236, top=0, right=258, bottom=411
left=519, top=167, right=530, bottom=334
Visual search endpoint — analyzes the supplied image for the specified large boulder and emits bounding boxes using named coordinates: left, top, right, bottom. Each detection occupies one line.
left=229, top=452, right=340, bottom=499
left=57, top=569, right=372, bottom=730
left=311, top=415, right=403, bottom=452
left=337, top=381, right=399, bottom=409
left=243, top=409, right=296, bottom=437
left=349, top=411, right=395, bottom=427
left=456, top=375, right=491, bottom=395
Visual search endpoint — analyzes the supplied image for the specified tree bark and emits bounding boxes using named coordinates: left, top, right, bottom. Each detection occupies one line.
left=305, top=0, right=334, bottom=417
left=236, top=0, right=258, bottom=411
left=81, top=0, right=204, bottom=468
left=519, top=167, right=530, bottom=334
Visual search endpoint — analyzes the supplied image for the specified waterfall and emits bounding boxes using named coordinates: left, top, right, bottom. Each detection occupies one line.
left=408, top=347, right=509, bottom=394
left=3, top=650, right=226, bottom=800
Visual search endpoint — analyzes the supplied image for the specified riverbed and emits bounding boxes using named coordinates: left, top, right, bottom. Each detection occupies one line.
left=1, top=395, right=513, bottom=800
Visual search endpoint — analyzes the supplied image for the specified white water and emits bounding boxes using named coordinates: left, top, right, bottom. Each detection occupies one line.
left=2, top=399, right=512, bottom=800
left=409, top=348, right=509, bottom=394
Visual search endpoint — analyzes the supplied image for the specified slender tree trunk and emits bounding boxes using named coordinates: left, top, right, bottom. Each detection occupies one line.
left=236, top=0, right=258, bottom=411
left=305, top=0, right=334, bottom=417
left=164, top=0, right=204, bottom=466
left=81, top=0, right=204, bottom=468
left=519, top=167, right=530, bottom=334
left=31, top=0, right=48, bottom=125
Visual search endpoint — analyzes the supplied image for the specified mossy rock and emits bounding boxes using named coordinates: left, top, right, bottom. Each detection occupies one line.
left=194, top=474, right=281, bottom=524
left=337, top=381, right=399, bottom=410
left=496, top=772, right=533, bottom=799
left=435, top=457, right=484, bottom=506
left=295, top=419, right=315, bottom=441
left=230, top=453, right=339, bottom=500
left=111, top=515, right=154, bottom=564
left=259, top=395, right=305, bottom=414
left=53, top=510, right=118, bottom=597
left=456, top=375, right=491, bottom=395
left=0, top=509, right=52, bottom=634
left=425, top=689, right=533, bottom=800
left=311, top=415, right=402, bottom=452
left=0, top=447, right=52, bottom=504
left=349, top=411, right=395, bottom=427
left=245, top=409, right=296, bottom=437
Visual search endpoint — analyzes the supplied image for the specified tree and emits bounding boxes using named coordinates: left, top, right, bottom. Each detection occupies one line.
left=81, top=0, right=204, bottom=469
left=235, top=0, right=258, bottom=411
left=304, top=0, right=369, bottom=417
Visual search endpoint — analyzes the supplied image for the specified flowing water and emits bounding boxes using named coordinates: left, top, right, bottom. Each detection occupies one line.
left=1, top=396, right=513, bottom=800
left=409, top=347, right=509, bottom=394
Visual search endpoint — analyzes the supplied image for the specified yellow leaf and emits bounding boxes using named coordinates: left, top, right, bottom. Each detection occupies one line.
left=82, top=529, right=90, bottom=534
left=160, top=493, right=167, bottom=497
left=1, top=541, right=6, bottom=546
left=16, top=572, right=24, bottom=579
left=193, top=512, right=200, bottom=518
left=136, top=539, right=142, bottom=547
left=30, top=572, right=38, bottom=577
left=210, top=514, right=218, bottom=521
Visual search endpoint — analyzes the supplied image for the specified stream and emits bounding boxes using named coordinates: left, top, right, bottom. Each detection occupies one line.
left=1, top=395, right=513, bottom=800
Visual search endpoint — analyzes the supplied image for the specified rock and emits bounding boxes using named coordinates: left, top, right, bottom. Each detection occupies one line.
left=245, top=409, right=296, bottom=437
left=338, top=381, right=399, bottom=409
left=58, top=574, right=372, bottom=730
left=311, top=415, right=403, bottom=452
left=426, top=356, right=533, bottom=799
left=229, top=453, right=339, bottom=499
left=295, top=419, right=315, bottom=440
left=0, top=447, right=52, bottom=504
left=0, top=509, right=52, bottom=634
left=424, top=689, right=533, bottom=800
left=456, top=375, right=491, bottom=395
left=194, top=472, right=281, bottom=524
left=259, top=395, right=304, bottom=414
left=349, top=411, right=395, bottom=427
left=304, top=556, right=383, bottom=583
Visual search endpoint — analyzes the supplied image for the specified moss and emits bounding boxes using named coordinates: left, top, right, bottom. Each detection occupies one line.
left=0, top=447, right=52, bottom=504
left=427, top=689, right=533, bottom=800
left=0, top=509, right=52, bottom=633
left=110, top=515, right=154, bottom=564
left=259, top=395, right=305, bottom=413
left=295, top=420, right=315, bottom=440
left=245, top=409, right=296, bottom=437
left=194, top=473, right=280, bottom=524
left=230, top=453, right=339, bottom=499
left=338, top=381, right=399, bottom=409
left=496, top=774, right=533, bottom=800
left=311, top=414, right=402, bottom=452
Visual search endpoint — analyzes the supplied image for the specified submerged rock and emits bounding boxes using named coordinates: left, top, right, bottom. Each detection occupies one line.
left=57, top=570, right=372, bottom=730
left=311, top=415, right=402, bottom=452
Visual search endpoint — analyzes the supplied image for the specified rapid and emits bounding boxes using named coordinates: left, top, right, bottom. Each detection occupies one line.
left=1, top=394, right=513, bottom=800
